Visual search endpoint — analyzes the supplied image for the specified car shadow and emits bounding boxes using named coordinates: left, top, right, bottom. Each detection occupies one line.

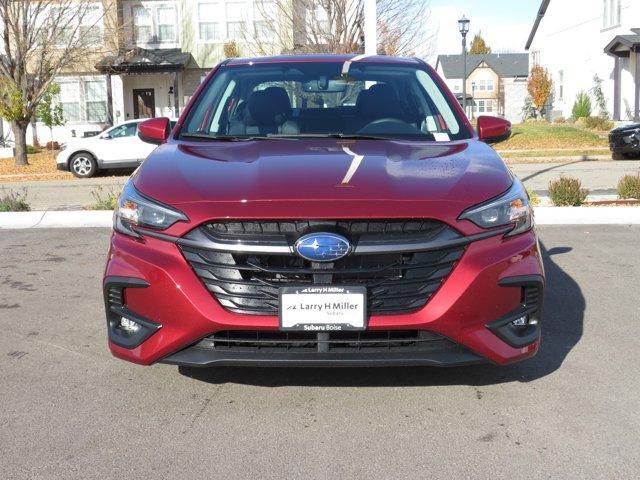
left=178, top=242, right=584, bottom=387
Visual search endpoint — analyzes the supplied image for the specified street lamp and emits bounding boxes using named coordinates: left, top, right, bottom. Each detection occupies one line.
left=458, top=15, right=471, bottom=115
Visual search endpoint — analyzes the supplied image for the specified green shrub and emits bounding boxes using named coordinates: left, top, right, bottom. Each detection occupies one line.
left=0, top=188, right=30, bottom=212
left=27, top=145, right=39, bottom=154
left=548, top=177, right=589, bottom=206
left=572, top=91, right=592, bottom=120
left=617, top=174, right=640, bottom=199
left=584, top=116, right=614, bottom=131
left=87, top=186, right=119, bottom=210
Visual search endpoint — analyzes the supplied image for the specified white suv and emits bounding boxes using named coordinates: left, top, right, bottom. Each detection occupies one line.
left=56, top=119, right=176, bottom=178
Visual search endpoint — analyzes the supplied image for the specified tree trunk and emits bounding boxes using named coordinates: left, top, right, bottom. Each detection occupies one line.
left=12, top=121, right=29, bottom=167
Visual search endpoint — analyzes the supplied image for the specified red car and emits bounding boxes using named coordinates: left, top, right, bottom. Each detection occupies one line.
left=104, top=55, right=544, bottom=368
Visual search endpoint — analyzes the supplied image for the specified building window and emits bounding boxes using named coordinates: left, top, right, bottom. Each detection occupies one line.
left=531, top=50, right=540, bottom=66
left=56, top=78, right=107, bottom=124
left=133, top=6, right=153, bottom=43
left=255, top=20, right=275, bottom=41
left=478, top=80, right=486, bottom=91
left=198, top=2, right=221, bottom=41
left=227, top=21, right=245, bottom=39
left=85, top=80, right=107, bottom=123
left=225, top=1, right=245, bottom=39
left=50, top=3, right=104, bottom=46
left=79, top=4, right=104, bottom=44
left=132, top=3, right=177, bottom=45
left=558, top=70, right=564, bottom=101
left=486, top=79, right=494, bottom=92
left=486, top=100, right=494, bottom=113
left=157, top=6, right=177, bottom=42
left=473, top=100, right=494, bottom=114
left=603, top=0, right=621, bottom=29
left=59, top=82, right=81, bottom=122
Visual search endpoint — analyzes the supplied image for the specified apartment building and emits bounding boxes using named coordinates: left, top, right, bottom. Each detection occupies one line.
left=17, top=0, right=281, bottom=144
left=526, top=0, right=640, bottom=122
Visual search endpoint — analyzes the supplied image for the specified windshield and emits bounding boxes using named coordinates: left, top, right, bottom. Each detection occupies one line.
left=180, top=61, right=470, bottom=141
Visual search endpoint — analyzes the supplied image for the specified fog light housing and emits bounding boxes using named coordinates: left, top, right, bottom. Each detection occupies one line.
left=119, top=317, right=140, bottom=333
left=104, top=277, right=161, bottom=349
left=511, top=315, right=528, bottom=327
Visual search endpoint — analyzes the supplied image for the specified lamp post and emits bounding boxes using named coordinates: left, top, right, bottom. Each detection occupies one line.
left=458, top=15, right=470, bottom=116
left=471, top=81, right=476, bottom=120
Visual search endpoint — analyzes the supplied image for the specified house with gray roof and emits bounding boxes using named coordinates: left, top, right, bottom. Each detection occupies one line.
left=435, top=53, right=530, bottom=124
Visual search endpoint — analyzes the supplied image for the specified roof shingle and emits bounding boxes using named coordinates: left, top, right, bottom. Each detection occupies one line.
left=436, top=53, right=530, bottom=79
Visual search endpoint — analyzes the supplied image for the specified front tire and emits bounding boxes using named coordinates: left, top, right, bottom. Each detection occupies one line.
left=69, top=153, right=98, bottom=178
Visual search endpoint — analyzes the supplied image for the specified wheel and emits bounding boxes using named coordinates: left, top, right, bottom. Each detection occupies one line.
left=69, top=153, right=97, bottom=178
left=623, top=152, right=640, bottom=160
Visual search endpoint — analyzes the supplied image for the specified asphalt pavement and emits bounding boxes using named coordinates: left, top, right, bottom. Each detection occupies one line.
left=2, top=159, right=640, bottom=210
left=1, top=226, right=639, bottom=479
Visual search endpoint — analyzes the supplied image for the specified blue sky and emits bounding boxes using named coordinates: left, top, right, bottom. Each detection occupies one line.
left=427, top=0, right=541, bottom=61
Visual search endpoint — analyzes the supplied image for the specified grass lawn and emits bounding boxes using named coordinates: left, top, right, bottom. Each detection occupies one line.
left=497, top=122, right=609, bottom=151
left=0, top=150, right=73, bottom=182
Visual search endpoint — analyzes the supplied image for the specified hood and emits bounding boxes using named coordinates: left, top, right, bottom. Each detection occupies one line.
left=134, top=138, right=512, bottom=223
left=611, top=123, right=640, bottom=134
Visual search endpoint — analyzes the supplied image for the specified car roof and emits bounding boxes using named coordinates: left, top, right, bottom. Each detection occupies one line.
left=225, top=54, right=423, bottom=66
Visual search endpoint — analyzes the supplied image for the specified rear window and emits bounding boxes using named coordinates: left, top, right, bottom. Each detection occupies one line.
left=180, top=61, right=470, bottom=141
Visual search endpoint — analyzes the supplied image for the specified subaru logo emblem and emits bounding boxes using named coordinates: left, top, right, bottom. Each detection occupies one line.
left=294, top=232, right=351, bottom=262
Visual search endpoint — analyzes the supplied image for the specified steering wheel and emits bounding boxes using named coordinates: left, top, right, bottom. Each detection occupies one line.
left=358, top=118, right=419, bottom=135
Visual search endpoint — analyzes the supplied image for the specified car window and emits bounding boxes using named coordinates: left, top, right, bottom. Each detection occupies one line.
left=181, top=61, right=470, bottom=141
left=109, top=123, right=138, bottom=138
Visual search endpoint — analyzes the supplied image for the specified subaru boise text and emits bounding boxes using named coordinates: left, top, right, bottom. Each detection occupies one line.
left=104, top=55, right=544, bottom=368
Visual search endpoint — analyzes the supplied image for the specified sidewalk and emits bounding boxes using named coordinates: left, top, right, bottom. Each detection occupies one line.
left=1, top=159, right=639, bottom=211
left=0, top=176, right=126, bottom=210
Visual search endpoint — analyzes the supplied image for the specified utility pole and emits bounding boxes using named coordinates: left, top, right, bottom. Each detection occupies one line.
left=364, top=0, right=377, bottom=55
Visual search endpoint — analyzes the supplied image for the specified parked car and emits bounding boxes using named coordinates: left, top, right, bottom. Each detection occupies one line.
left=104, top=55, right=544, bottom=370
left=609, top=123, right=640, bottom=159
left=56, top=119, right=176, bottom=178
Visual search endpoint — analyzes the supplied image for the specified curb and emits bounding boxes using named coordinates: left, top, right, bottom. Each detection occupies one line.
left=0, top=211, right=113, bottom=229
left=534, top=207, right=640, bottom=225
left=1, top=208, right=640, bottom=229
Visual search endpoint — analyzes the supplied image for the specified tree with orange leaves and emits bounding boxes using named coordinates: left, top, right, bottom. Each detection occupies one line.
left=527, top=65, right=554, bottom=116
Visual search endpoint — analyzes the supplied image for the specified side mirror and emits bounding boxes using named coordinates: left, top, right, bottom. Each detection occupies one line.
left=477, top=116, right=511, bottom=144
left=138, top=117, right=171, bottom=145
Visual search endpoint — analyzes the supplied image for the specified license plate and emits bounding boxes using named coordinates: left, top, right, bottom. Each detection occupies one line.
left=279, top=286, right=367, bottom=331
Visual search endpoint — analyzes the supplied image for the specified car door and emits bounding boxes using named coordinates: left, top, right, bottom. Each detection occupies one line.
left=98, top=123, right=141, bottom=166
left=129, top=123, right=158, bottom=163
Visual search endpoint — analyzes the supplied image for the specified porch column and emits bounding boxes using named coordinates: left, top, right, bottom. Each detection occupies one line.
left=613, top=57, right=621, bottom=121
left=106, top=73, right=114, bottom=127
left=173, top=73, right=179, bottom=117
left=635, top=49, right=640, bottom=122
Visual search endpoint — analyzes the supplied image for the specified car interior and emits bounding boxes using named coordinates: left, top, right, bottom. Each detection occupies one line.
left=186, top=65, right=461, bottom=140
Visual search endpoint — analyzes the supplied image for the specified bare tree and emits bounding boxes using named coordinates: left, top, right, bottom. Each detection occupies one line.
left=244, top=0, right=434, bottom=59
left=0, top=0, right=115, bottom=166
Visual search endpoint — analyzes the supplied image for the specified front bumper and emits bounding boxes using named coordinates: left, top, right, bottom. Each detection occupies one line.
left=56, top=151, right=70, bottom=171
left=103, top=225, right=544, bottom=367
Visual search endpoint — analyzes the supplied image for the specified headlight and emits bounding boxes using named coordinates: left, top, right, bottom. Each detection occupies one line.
left=114, top=181, right=188, bottom=237
left=459, top=179, right=532, bottom=237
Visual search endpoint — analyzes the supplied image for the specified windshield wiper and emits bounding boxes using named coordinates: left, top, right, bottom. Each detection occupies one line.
left=180, top=133, right=297, bottom=142
left=266, top=133, right=389, bottom=140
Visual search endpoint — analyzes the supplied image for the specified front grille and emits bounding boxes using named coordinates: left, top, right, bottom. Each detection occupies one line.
left=180, top=220, right=466, bottom=316
left=194, top=330, right=457, bottom=353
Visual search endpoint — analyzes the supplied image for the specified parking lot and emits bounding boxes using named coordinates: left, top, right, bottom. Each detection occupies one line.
left=1, top=226, right=639, bottom=479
